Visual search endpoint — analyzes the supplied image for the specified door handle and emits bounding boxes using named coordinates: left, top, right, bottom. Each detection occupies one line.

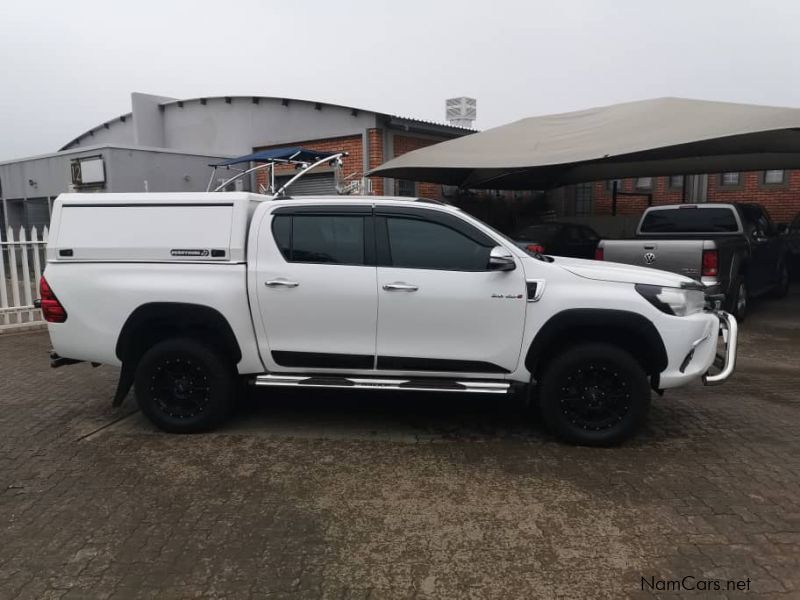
left=383, top=282, right=419, bottom=292
left=265, top=279, right=299, bottom=288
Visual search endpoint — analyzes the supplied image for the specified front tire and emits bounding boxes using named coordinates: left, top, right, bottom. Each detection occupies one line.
left=134, top=338, right=234, bottom=433
left=726, top=277, right=748, bottom=322
left=538, top=343, right=651, bottom=446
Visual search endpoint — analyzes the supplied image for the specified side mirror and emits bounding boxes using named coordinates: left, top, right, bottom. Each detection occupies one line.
left=488, top=246, right=516, bottom=271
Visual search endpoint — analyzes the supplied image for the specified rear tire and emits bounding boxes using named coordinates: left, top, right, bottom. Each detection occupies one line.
left=726, top=277, right=748, bottom=322
left=538, top=343, right=650, bottom=446
left=771, top=261, right=790, bottom=299
left=134, top=338, right=234, bottom=433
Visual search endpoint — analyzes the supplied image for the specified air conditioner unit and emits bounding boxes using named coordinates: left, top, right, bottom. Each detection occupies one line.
left=446, top=97, right=477, bottom=128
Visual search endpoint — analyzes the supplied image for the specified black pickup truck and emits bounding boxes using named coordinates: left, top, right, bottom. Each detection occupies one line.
left=597, top=203, right=790, bottom=320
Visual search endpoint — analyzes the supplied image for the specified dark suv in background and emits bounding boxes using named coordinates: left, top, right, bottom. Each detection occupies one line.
left=511, top=222, right=601, bottom=258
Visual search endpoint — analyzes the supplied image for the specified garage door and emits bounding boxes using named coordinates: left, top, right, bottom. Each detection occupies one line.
left=275, top=173, right=337, bottom=196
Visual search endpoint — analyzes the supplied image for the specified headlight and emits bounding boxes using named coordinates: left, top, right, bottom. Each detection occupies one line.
left=635, top=284, right=705, bottom=316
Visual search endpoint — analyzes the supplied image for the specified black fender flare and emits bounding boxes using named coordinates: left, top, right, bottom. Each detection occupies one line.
left=112, top=302, right=242, bottom=406
left=525, top=308, right=668, bottom=379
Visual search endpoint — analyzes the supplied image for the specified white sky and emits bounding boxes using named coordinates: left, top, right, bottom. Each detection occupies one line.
left=1, top=0, right=799, bottom=160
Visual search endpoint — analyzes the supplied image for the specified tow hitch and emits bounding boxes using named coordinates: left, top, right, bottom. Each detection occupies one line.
left=49, top=350, right=83, bottom=368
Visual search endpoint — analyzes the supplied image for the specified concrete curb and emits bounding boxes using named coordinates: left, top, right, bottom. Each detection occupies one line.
left=0, top=322, right=48, bottom=336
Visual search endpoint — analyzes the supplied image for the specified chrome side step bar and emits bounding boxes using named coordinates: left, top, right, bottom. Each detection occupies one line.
left=253, top=374, right=510, bottom=394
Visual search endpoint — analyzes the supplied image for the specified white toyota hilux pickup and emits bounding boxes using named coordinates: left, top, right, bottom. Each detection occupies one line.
left=40, top=192, right=737, bottom=445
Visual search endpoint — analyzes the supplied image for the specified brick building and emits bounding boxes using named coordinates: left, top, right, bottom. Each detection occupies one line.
left=252, top=129, right=451, bottom=200
left=1, top=92, right=473, bottom=233
left=556, top=169, right=800, bottom=225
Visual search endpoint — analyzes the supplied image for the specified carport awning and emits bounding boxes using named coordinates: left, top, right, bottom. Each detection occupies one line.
left=371, top=97, right=800, bottom=189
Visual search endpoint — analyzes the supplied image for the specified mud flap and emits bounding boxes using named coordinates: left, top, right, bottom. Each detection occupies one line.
left=112, top=362, right=135, bottom=407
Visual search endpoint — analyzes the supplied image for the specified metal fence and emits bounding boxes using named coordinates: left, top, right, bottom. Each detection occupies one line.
left=1, top=226, right=48, bottom=328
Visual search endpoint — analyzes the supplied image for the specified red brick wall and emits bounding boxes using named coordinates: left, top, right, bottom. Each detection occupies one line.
left=593, top=177, right=684, bottom=216
left=706, top=171, right=798, bottom=223
left=392, top=135, right=443, bottom=200
left=367, top=129, right=384, bottom=196
left=251, top=130, right=454, bottom=199
left=254, top=135, right=364, bottom=193
left=589, top=171, right=799, bottom=223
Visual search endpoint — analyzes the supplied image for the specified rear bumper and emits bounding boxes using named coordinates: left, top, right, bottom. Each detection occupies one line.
left=702, top=310, right=738, bottom=385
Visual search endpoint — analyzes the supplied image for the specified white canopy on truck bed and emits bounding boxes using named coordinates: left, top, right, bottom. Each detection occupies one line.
left=47, top=193, right=265, bottom=263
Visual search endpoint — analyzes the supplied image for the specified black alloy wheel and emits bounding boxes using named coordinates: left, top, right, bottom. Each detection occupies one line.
left=557, top=362, right=631, bottom=433
left=135, top=338, right=234, bottom=433
left=150, top=357, right=210, bottom=420
left=539, top=342, right=650, bottom=446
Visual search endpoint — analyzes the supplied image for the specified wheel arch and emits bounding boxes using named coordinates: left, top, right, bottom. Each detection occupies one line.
left=116, top=302, right=242, bottom=364
left=525, top=309, right=668, bottom=380
left=112, top=302, right=242, bottom=405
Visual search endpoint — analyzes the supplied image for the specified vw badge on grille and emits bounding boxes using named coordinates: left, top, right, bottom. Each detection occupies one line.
left=644, top=252, right=656, bottom=264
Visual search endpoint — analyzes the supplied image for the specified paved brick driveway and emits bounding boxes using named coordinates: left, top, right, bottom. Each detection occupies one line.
left=1, top=289, right=799, bottom=599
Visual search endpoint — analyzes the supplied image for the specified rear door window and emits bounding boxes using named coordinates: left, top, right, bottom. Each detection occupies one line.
left=639, top=208, right=739, bottom=233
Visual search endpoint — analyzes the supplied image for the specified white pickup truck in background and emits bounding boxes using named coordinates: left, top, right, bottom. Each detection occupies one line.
left=39, top=192, right=738, bottom=446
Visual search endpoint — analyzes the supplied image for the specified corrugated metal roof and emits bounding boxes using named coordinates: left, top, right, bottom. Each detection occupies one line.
left=60, top=95, right=476, bottom=150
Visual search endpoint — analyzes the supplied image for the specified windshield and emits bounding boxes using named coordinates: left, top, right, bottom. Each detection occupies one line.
left=640, top=207, right=739, bottom=233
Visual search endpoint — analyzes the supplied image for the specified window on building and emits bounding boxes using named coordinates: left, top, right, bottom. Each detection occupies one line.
left=272, top=214, right=365, bottom=265
left=668, top=175, right=684, bottom=189
left=606, top=179, right=625, bottom=191
left=635, top=177, right=653, bottom=190
left=720, top=172, right=740, bottom=186
left=573, top=183, right=593, bottom=215
left=396, top=180, right=416, bottom=197
left=763, top=170, right=785, bottom=185
left=385, top=217, right=492, bottom=271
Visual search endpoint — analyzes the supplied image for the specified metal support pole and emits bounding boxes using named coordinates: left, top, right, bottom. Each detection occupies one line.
left=681, top=176, right=687, bottom=203
left=611, top=180, right=618, bottom=216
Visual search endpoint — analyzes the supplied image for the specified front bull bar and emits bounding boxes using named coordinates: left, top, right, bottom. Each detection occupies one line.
left=702, top=310, right=738, bottom=385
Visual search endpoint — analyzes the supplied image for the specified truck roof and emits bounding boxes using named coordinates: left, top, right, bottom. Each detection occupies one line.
left=56, top=192, right=449, bottom=206
left=49, top=192, right=458, bottom=265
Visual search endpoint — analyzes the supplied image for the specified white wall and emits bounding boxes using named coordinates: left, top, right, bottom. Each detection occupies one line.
left=160, top=97, right=377, bottom=155
left=63, top=94, right=379, bottom=156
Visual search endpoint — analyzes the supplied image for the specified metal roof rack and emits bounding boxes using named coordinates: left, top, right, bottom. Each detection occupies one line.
left=206, top=147, right=349, bottom=197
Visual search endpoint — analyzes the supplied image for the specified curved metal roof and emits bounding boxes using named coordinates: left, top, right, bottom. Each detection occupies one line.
left=60, top=95, right=473, bottom=151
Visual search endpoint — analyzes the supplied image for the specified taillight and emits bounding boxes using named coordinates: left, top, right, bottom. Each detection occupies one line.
left=526, top=244, right=545, bottom=254
left=594, top=247, right=604, bottom=260
left=39, top=276, right=67, bottom=323
left=702, top=249, right=719, bottom=277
